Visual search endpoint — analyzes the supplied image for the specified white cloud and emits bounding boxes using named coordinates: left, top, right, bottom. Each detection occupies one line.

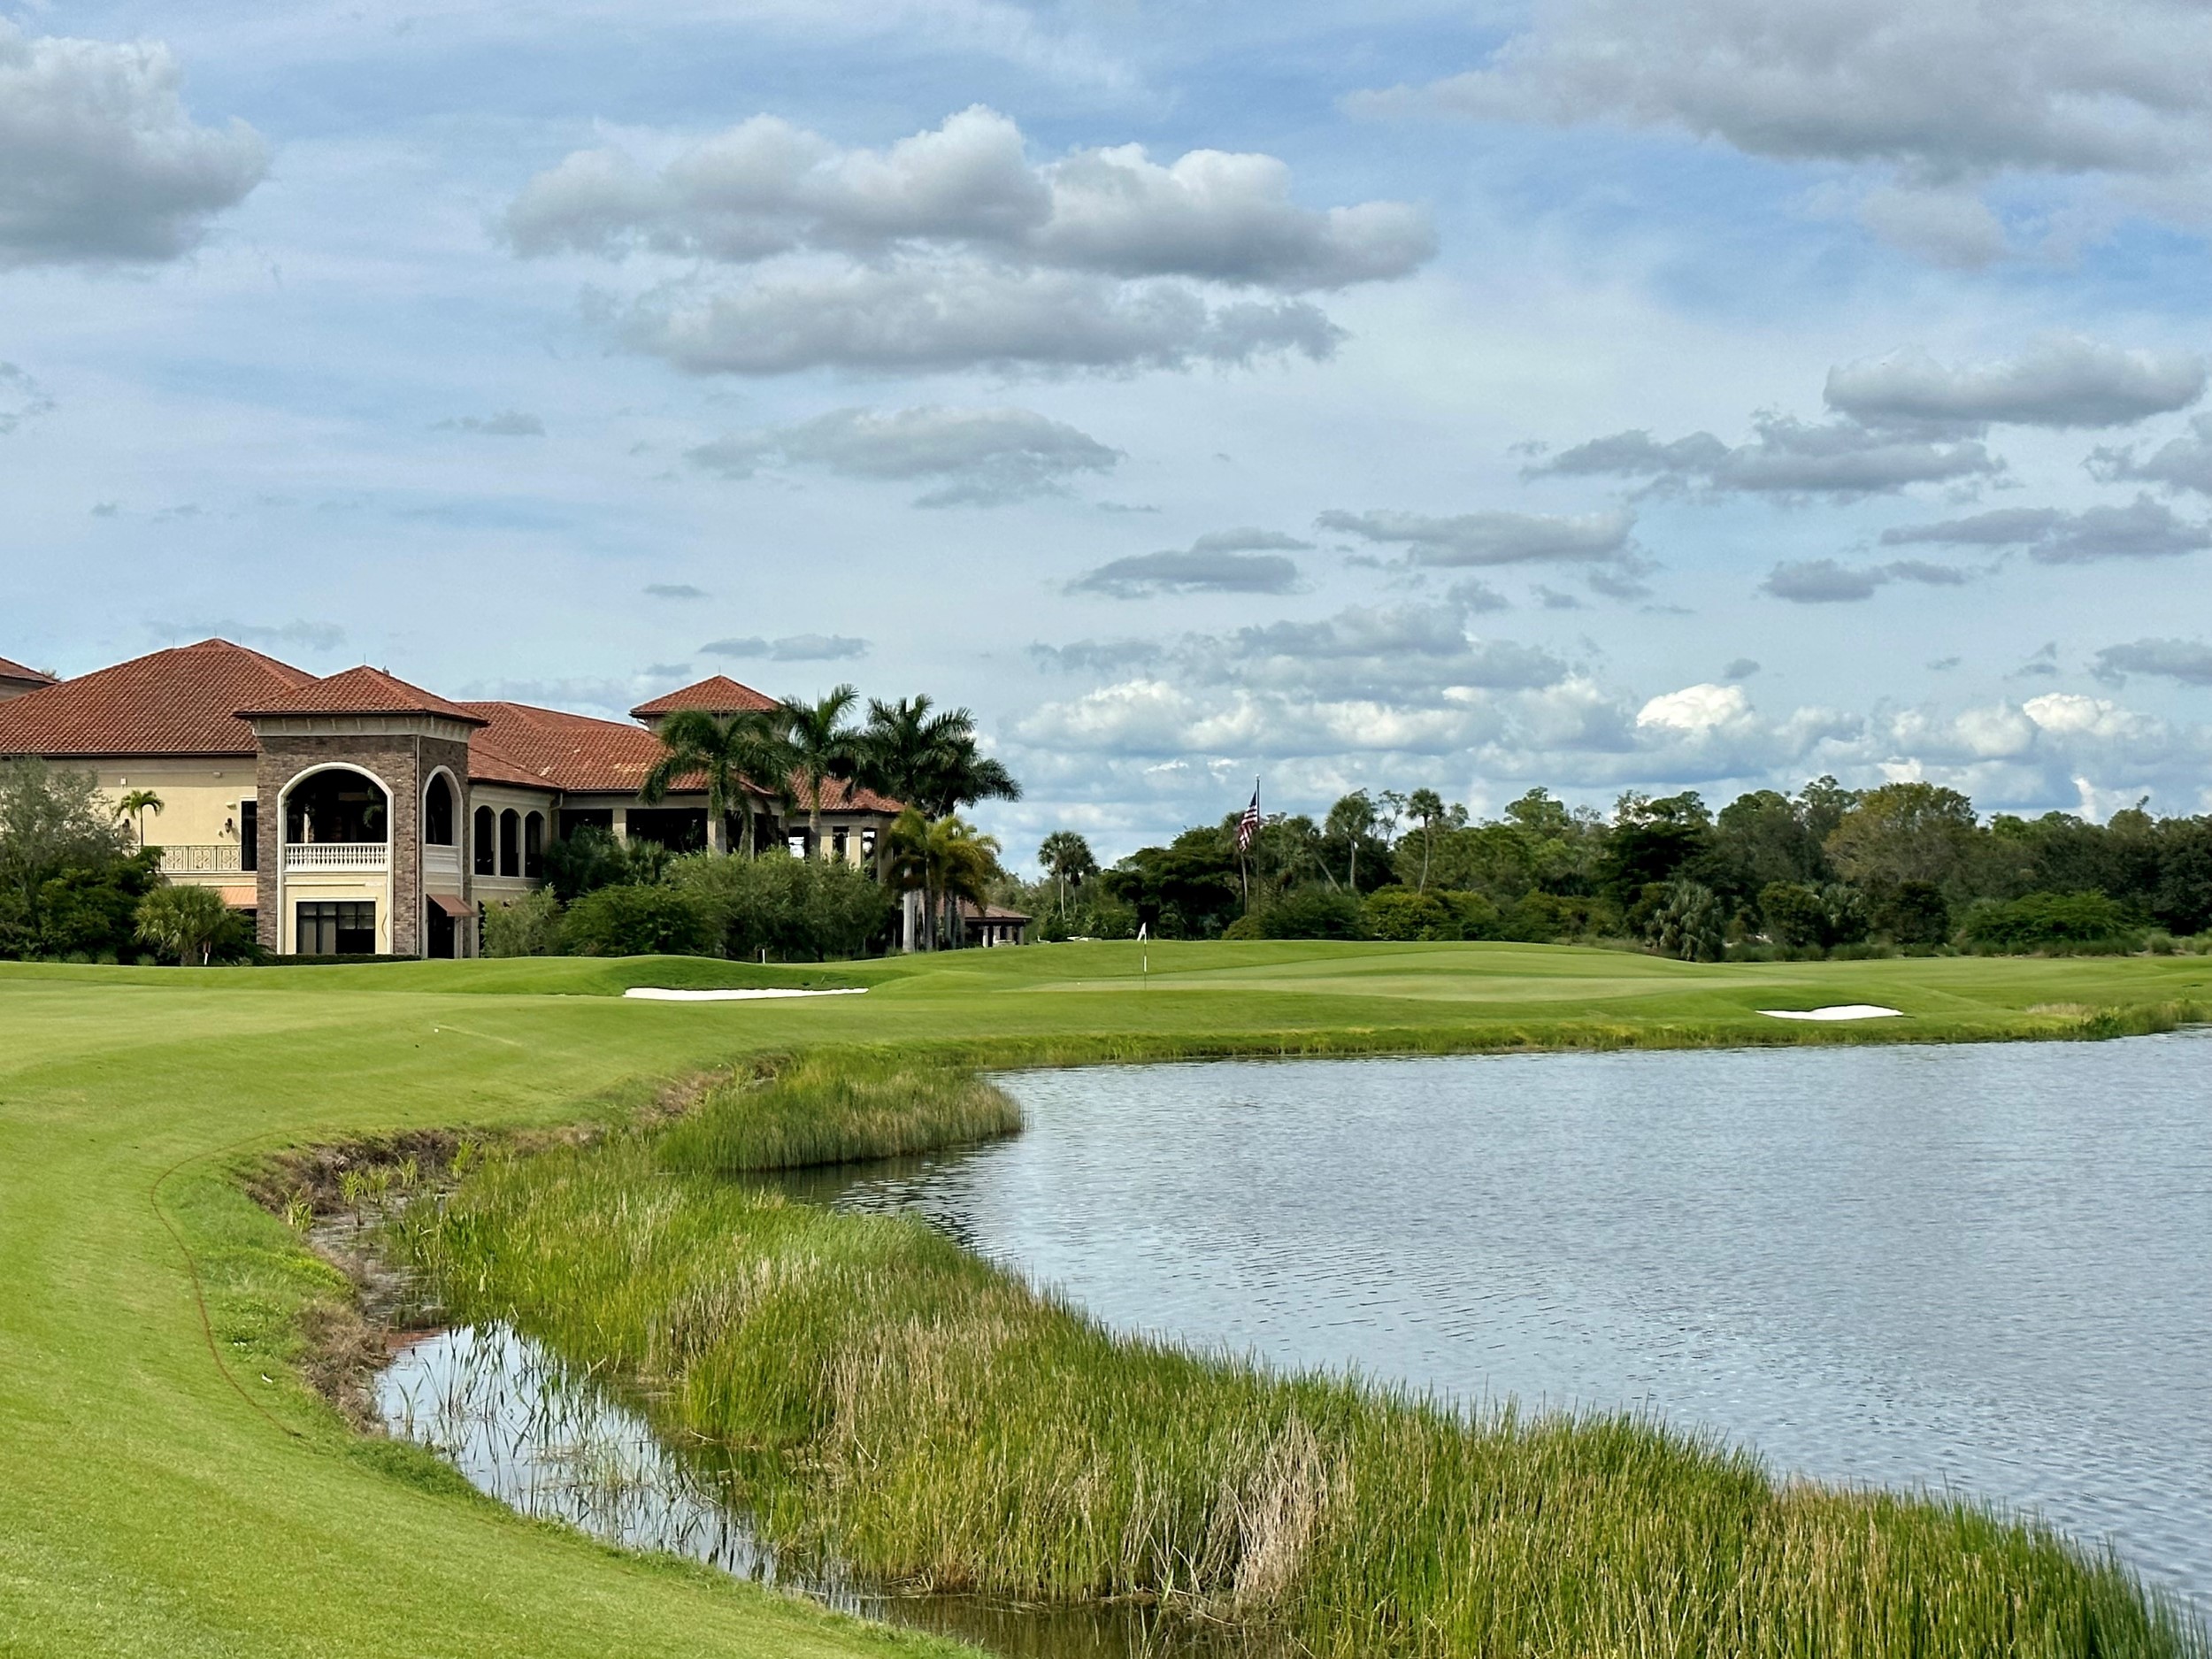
left=1882, top=495, right=2212, bottom=562
left=1070, top=530, right=1308, bottom=597
left=1533, top=414, right=2001, bottom=499
left=2087, top=413, right=2212, bottom=496
left=1761, top=556, right=1972, bottom=603
left=508, top=105, right=1431, bottom=375
left=0, top=363, right=55, bottom=434
left=701, top=634, right=869, bottom=661
left=433, top=411, right=546, bottom=436
left=1316, top=506, right=1637, bottom=565
left=0, top=22, right=266, bottom=266
left=1636, top=681, right=1753, bottom=734
left=2093, top=637, right=2212, bottom=686
left=690, top=404, right=1119, bottom=505
left=1825, top=336, right=2205, bottom=431
left=1349, top=0, right=2212, bottom=244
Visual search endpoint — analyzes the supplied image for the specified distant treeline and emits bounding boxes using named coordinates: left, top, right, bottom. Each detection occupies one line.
left=1023, top=780, right=2212, bottom=957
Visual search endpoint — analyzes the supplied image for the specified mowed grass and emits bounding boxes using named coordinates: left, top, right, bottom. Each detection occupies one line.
left=4, top=940, right=2212, bottom=1659
left=403, top=1133, right=2203, bottom=1659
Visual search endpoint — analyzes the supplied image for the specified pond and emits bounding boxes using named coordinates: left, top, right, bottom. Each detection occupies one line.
left=785, top=1033, right=2212, bottom=1613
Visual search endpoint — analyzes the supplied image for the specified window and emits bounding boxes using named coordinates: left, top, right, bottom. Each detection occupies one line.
left=499, top=809, right=519, bottom=877
left=473, top=805, right=495, bottom=875
left=424, top=774, right=455, bottom=844
left=240, top=798, right=257, bottom=872
left=860, top=826, right=876, bottom=861
left=523, top=811, right=544, bottom=878
left=787, top=833, right=809, bottom=857
left=285, top=769, right=387, bottom=844
left=296, top=901, right=375, bottom=956
left=832, top=826, right=849, bottom=862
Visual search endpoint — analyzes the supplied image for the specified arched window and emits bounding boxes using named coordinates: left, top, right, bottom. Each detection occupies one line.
left=523, top=811, right=545, bottom=879
left=498, top=809, right=519, bottom=878
left=473, top=805, right=495, bottom=875
left=284, top=768, right=388, bottom=846
left=424, top=774, right=455, bottom=845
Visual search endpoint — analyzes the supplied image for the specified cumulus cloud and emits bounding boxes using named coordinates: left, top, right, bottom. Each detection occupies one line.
left=0, top=363, right=55, bottom=434
left=1069, top=529, right=1310, bottom=597
left=1852, top=184, right=2011, bottom=268
left=702, top=634, right=869, bottom=661
left=689, top=404, right=1118, bottom=505
left=508, top=106, right=1431, bottom=375
left=1533, top=414, right=2000, bottom=500
left=2093, top=637, right=2212, bottom=686
left=2087, top=413, right=2212, bottom=495
left=433, top=410, right=546, bottom=436
left=1316, top=506, right=1636, bottom=566
left=1824, top=337, right=2205, bottom=431
left=1881, top=495, right=2212, bottom=561
left=0, top=22, right=266, bottom=266
left=1348, top=0, right=2212, bottom=250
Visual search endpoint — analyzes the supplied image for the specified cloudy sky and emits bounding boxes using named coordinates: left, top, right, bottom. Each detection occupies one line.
left=8, top=0, right=2212, bottom=864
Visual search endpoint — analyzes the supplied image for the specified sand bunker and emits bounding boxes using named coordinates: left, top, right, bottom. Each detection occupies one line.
left=622, top=987, right=869, bottom=1002
left=1757, top=1004, right=1905, bottom=1022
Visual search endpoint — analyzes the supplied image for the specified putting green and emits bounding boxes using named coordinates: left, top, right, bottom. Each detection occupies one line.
left=3, top=941, right=2207, bottom=1658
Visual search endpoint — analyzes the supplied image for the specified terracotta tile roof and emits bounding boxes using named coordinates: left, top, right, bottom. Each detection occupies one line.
left=459, top=700, right=667, bottom=793
left=795, top=776, right=906, bottom=814
left=629, top=675, right=779, bottom=718
left=0, top=655, right=56, bottom=686
left=239, top=664, right=488, bottom=726
left=0, top=639, right=315, bottom=757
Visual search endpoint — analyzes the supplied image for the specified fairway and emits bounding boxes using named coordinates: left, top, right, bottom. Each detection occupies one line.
left=4, top=942, right=2208, bottom=1659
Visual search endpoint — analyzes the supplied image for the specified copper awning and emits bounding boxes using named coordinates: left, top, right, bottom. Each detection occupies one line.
left=428, top=891, right=476, bottom=918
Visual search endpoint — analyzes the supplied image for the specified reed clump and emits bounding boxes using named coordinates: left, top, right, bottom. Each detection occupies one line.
left=655, top=1050, right=1023, bottom=1172
left=396, top=1128, right=2204, bottom=1659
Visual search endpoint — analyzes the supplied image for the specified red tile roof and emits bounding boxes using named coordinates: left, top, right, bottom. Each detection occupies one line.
left=238, top=664, right=488, bottom=726
left=629, top=675, right=779, bottom=718
left=0, top=655, right=56, bottom=686
left=0, top=639, right=315, bottom=757
left=459, top=700, right=668, bottom=793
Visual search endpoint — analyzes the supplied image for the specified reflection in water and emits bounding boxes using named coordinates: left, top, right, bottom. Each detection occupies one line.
left=798, top=1034, right=2212, bottom=1614
left=376, top=1323, right=1273, bottom=1659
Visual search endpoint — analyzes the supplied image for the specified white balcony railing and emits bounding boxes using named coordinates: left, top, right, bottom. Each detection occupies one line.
left=283, top=841, right=388, bottom=872
left=423, top=842, right=461, bottom=877
left=157, top=844, right=243, bottom=875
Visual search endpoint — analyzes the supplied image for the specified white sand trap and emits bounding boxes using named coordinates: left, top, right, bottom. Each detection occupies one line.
left=623, top=987, right=868, bottom=1002
left=1757, top=1004, right=1905, bottom=1022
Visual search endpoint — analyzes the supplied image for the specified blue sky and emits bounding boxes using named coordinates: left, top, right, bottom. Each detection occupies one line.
left=7, top=0, right=2212, bottom=864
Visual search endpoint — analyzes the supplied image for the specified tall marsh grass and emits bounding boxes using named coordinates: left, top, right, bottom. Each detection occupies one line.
left=397, top=1132, right=2204, bottom=1659
left=656, top=1051, right=1023, bottom=1171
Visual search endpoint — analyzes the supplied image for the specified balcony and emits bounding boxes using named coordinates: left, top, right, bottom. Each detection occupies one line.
left=423, top=842, right=461, bottom=878
left=157, top=844, right=244, bottom=875
left=284, top=841, right=388, bottom=872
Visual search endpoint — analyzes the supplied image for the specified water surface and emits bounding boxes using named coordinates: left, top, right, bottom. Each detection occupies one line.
left=790, top=1033, right=2212, bottom=1609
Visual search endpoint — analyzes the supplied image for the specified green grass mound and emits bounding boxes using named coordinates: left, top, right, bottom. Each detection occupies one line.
left=399, top=1134, right=2202, bottom=1659
left=657, top=1050, right=1023, bottom=1172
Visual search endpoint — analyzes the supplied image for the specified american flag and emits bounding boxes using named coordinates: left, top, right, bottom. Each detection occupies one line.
left=1236, top=785, right=1261, bottom=852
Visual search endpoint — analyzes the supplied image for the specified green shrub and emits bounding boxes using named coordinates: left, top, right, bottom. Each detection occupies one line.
left=134, top=883, right=254, bottom=965
left=481, top=887, right=564, bottom=957
left=1363, top=887, right=1456, bottom=941
left=1960, top=889, right=2134, bottom=953
left=667, top=851, right=895, bottom=961
left=559, top=883, right=711, bottom=956
left=1238, top=886, right=1368, bottom=940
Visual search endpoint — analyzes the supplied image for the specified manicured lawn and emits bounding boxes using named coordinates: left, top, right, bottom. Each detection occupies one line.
left=4, top=941, right=2208, bottom=1658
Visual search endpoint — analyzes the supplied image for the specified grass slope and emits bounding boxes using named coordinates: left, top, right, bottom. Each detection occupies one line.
left=4, top=941, right=2211, bottom=1659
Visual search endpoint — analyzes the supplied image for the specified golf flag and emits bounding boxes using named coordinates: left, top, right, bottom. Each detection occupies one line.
left=1236, top=783, right=1261, bottom=852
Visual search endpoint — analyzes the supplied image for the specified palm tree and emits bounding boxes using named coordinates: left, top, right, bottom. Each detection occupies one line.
left=858, top=695, right=1022, bottom=818
left=778, top=685, right=864, bottom=860
left=117, top=788, right=163, bottom=851
left=641, top=710, right=789, bottom=856
left=1037, top=830, right=1096, bottom=917
left=1407, top=788, right=1445, bottom=891
left=887, top=809, right=1000, bottom=949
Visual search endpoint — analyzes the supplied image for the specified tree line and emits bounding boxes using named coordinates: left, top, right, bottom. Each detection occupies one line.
left=1012, top=780, right=2212, bottom=957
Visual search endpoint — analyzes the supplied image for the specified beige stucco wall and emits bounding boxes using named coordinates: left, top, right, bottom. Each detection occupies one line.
left=91, top=761, right=258, bottom=901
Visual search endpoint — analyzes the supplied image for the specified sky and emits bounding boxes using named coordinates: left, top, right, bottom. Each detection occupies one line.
left=6, top=0, right=2212, bottom=867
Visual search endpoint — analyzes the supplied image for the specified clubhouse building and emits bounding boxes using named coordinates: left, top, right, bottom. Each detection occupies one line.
left=0, top=640, right=907, bottom=958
